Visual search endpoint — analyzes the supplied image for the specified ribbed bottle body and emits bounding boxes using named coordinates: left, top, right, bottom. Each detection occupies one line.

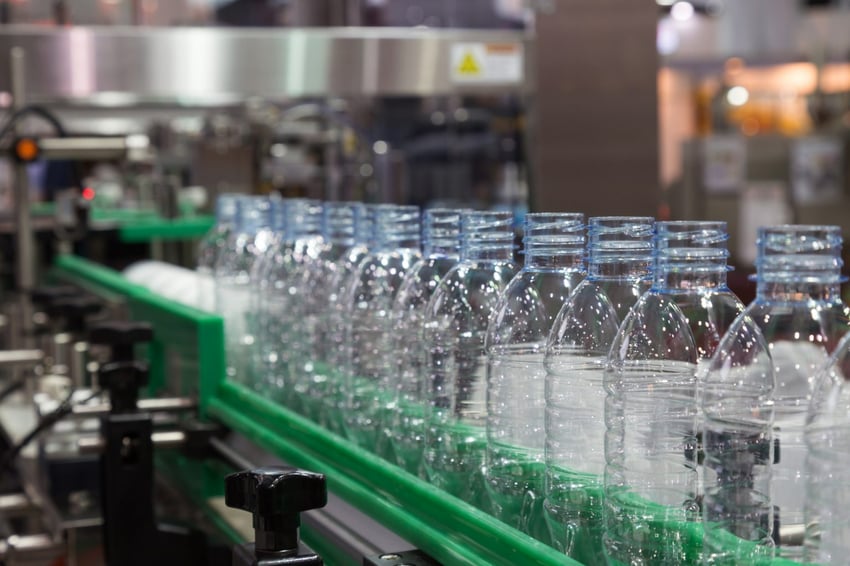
left=197, top=193, right=241, bottom=312
left=288, top=202, right=364, bottom=420
left=604, top=221, right=743, bottom=565
left=543, top=216, right=653, bottom=564
left=384, top=208, right=464, bottom=471
left=805, top=333, right=850, bottom=564
left=214, top=196, right=274, bottom=386
left=317, top=205, right=374, bottom=434
left=485, top=212, right=585, bottom=542
left=252, top=199, right=322, bottom=395
left=341, top=205, right=422, bottom=449
left=422, top=210, right=518, bottom=508
left=704, top=225, right=850, bottom=564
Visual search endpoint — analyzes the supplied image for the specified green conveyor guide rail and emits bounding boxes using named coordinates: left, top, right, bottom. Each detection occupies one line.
left=48, top=254, right=804, bottom=566
left=31, top=202, right=214, bottom=243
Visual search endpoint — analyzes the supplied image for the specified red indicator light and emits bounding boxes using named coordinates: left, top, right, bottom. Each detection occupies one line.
left=82, top=187, right=95, bottom=200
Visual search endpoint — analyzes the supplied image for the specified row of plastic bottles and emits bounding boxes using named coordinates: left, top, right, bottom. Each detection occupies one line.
left=198, top=193, right=850, bottom=565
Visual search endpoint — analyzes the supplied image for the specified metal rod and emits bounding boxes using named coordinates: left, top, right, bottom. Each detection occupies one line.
left=37, top=136, right=131, bottom=161
left=10, top=46, right=34, bottom=349
left=78, top=430, right=188, bottom=454
left=70, top=397, right=196, bottom=418
left=0, top=493, right=33, bottom=516
left=0, top=349, right=43, bottom=368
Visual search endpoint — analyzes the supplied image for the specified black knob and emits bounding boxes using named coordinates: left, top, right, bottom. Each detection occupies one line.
left=225, top=467, right=327, bottom=554
left=31, top=285, right=78, bottom=307
left=46, top=296, right=102, bottom=334
left=89, top=321, right=153, bottom=362
left=98, top=360, right=149, bottom=413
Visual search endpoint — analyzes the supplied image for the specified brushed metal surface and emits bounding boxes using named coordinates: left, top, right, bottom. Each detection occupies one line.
left=0, top=26, right=531, bottom=104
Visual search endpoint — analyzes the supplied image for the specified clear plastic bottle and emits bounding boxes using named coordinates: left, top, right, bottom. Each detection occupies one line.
left=385, top=208, right=465, bottom=473
left=214, top=196, right=274, bottom=386
left=485, top=212, right=585, bottom=542
left=544, top=216, right=654, bottom=563
left=604, top=221, right=743, bottom=565
left=253, top=198, right=323, bottom=396
left=288, top=201, right=365, bottom=420
left=703, top=225, right=850, bottom=564
left=318, top=204, right=374, bottom=434
left=342, top=204, right=421, bottom=449
left=423, top=210, right=518, bottom=508
left=197, top=193, right=241, bottom=312
left=805, top=330, right=850, bottom=564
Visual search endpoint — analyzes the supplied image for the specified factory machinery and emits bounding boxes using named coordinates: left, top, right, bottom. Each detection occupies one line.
left=0, top=23, right=564, bottom=566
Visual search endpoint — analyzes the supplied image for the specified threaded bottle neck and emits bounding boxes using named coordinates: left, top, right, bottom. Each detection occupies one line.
left=322, top=202, right=364, bottom=247
left=215, top=193, right=240, bottom=226
left=523, top=212, right=585, bottom=270
left=353, top=204, right=374, bottom=247
left=373, top=204, right=421, bottom=251
left=283, top=199, right=323, bottom=242
left=461, top=211, right=514, bottom=261
left=653, top=221, right=731, bottom=290
left=235, top=196, right=272, bottom=234
left=755, top=225, right=845, bottom=299
left=423, top=208, right=464, bottom=257
left=588, top=216, right=654, bottom=279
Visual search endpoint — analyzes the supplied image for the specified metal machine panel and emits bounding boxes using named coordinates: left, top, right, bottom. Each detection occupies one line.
left=0, top=26, right=532, bottom=103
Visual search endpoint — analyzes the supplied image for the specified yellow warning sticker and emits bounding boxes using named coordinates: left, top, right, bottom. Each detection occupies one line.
left=457, top=51, right=482, bottom=76
left=451, top=42, right=523, bottom=84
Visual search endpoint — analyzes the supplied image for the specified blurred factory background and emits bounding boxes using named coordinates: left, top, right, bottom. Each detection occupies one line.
left=0, top=0, right=847, bottom=293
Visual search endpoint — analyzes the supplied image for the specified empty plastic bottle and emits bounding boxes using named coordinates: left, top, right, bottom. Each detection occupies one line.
left=253, top=199, right=323, bottom=396
left=197, top=193, right=241, bottom=312
left=703, top=225, right=850, bottom=564
left=288, top=201, right=365, bottom=420
left=604, top=221, right=743, bottom=565
left=423, top=210, right=518, bottom=508
left=805, top=330, right=850, bottom=564
left=544, top=216, right=654, bottom=564
left=385, top=208, right=465, bottom=473
left=318, top=204, right=374, bottom=434
left=214, top=196, right=273, bottom=385
left=342, top=204, right=421, bottom=449
left=485, top=212, right=585, bottom=542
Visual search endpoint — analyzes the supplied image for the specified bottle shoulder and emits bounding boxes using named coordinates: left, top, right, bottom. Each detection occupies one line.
left=609, top=292, right=698, bottom=364
left=487, top=270, right=581, bottom=348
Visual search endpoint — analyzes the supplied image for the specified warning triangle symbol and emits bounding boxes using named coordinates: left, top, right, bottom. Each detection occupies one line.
left=457, top=52, right=481, bottom=75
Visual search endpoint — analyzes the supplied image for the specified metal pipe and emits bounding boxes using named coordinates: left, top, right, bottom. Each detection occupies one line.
left=78, top=430, right=187, bottom=454
left=37, top=136, right=134, bottom=161
left=69, top=341, right=87, bottom=389
left=70, top=397, right=196, bottom=418
left=0, top=349, right=43, bottom=368
left=10, top=47, right=34, bottom=348
left=0, top=494, right=33, bottom=516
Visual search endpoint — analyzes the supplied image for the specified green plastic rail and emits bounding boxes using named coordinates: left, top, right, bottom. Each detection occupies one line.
left=48, top=255, right=810, bottom=566
left=117, top=215, right=215, bottom=243
left=32, top=202, right=213, bottom=243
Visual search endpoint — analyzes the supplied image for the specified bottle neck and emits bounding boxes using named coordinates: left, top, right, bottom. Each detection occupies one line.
left=463, top=245, right=513, bottom=261
left=461, top=211, right=513, bottom=262
left=654, top=266, right=728, bottom=291
left=374, top=207, right=421, bottom=252
left=422, top=209, right=463, bottom=258
left=424, top=241, right=461, bottom=257
left=525, top=251, right=583, bottom=270
left=756, top=280, right=841, bottom=302
left=588, top=258, right=653, bottom=280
